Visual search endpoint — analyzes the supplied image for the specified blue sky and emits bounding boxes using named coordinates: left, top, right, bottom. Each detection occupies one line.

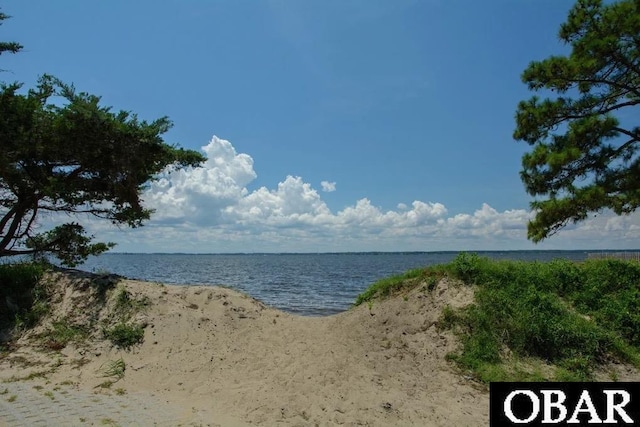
left=2, top=0, right=639, bottom=252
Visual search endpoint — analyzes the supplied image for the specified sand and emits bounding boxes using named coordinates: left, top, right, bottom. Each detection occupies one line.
left=0, top=270, right=488, bottom=426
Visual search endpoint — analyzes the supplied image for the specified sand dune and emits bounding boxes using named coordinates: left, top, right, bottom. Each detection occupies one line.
left=1, top=270, right=488, bottom=426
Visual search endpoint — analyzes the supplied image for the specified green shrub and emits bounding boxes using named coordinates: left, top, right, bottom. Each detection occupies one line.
left=0, top=263, right=47, bottom=330
left=448, top=252, right=485, bottom=284
left=103, top=323, right=144, bottom=349
left=0, top=262, right=44, bottom=292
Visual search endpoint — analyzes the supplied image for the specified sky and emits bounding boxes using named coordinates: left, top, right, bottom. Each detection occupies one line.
left=2, top=0, right=639, bottom=253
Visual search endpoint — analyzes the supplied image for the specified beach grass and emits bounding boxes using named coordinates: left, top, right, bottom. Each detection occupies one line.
left=99, top=358, right=126, bottom=380
left=354, top=265, right=447, bottom=306
left=42, top=320, right=89, bottom=350
left=357, top=253, right=640, bottom=382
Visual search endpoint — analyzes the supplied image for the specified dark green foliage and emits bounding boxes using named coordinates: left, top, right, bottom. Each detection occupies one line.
left=103, top=323, right=144, bottom=349
left=445, top=253, right=640, bottom=382
left=0, top=262, right=44, bottom=296
left=0, top=263, right=46, bottom=332
left=447, top=252, right=488, bottom=284
left=0, top=9, right=22, bottom=59
left=574, top=260, right=640, bottom=346
left=514, top=0, right=640, bottom=242
left=1, top=7, right=204, bottom=265
left=26, top=224, right=115, bottom=268
left=0, top=75, right=205, bottom=266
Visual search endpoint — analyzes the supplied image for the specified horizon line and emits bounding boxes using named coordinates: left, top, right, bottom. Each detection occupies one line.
left=100, top=249, right=640, bottom=256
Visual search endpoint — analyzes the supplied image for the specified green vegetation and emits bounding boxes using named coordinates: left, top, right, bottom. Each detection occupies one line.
left=112, top=286, right=150, bottom=315
left=99, top=285, right=147, bottom=349
left=0, top=9, right=22, bottom=57
left=0, top=74, right=206, bottom=266
left=1, top=8, right=206, bottom=266
left=1, top=261, right=145, bottom=354
left=42, top=320, right=89, bottom=350
left=99, top=358, right=126, bottom=381
left=445, top=253, right=640, bottom=382
left=356, top=253, right=640, bottom=382
left=0, top=263, right=47, bottom=331
left=514, top=0, right=640, bottom=242
left=354, top=266, right=446, bottom=306
left=103, top=323, right=144, bottom=349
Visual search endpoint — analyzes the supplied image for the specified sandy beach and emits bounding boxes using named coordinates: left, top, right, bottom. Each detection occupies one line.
left=0, top=270, right=488, bottom=426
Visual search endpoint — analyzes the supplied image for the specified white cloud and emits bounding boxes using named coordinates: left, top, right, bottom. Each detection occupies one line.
left=444, top=204, right=531, bottom=237
left=142, top=136, right=256, bottom=224
left=320, top=181, right=336, bottom=192
left=39, top=136, right=640, bottom=252
left=226, top=175, right=332, bottom=226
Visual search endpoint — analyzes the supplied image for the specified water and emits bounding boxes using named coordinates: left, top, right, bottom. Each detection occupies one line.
left=77, top=251, right=592, bottom=316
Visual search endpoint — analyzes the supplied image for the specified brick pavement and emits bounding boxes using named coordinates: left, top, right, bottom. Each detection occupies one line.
left=0, top=381, right=193, bottom=426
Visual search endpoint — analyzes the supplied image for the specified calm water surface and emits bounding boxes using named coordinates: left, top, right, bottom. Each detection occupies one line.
left=80, top=251, right=590, bottom=316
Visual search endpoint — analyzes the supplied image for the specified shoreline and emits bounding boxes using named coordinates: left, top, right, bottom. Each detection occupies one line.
left=0, top=270, right=488, bottom=426
left=74, top=250, right=598, bottom=318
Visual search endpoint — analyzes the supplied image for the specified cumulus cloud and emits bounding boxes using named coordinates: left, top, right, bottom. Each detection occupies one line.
left=444, top=204, right=531, bottom=237
left=58, top=135, right=640, bottom=252
left=142, top=136, right=256, bottom=224
left=321, top=181, right=336, bottom=192
left=226, top=175, right=333, bottom=227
